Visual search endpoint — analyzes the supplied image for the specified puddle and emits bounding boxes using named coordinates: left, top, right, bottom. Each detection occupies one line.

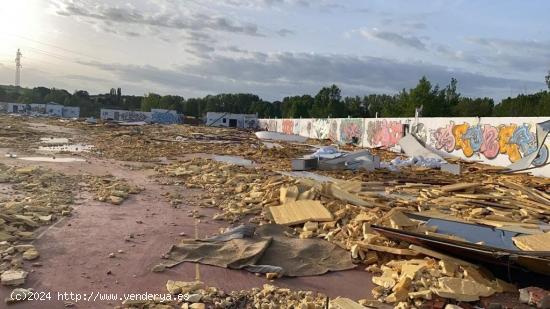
left=40, top=137, right=70, bottom=144
left=19, top=156, right=85, bottom=163
left=38, top=143, right=94, bottom=152
left=212, top=155, right=254, bottom=166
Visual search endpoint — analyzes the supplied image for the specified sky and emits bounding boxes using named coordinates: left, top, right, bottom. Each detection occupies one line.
left=0, top=0, right=548, bottom=102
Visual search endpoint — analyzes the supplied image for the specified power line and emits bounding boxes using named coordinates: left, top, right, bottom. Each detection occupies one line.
left=0, top=32, right=105, bottom=62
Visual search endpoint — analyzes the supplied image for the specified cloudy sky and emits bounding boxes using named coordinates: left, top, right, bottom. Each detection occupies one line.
left=0, top=0, right=548, bottom=101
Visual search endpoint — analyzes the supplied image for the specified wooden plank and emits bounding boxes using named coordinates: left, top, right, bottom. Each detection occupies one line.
left=358, top=243, right=418, bottom=256
left=440, top=183, right=481, bottom=192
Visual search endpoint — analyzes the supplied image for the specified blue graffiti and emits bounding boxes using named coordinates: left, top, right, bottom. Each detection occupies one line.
left=532, top=145, right=549, bottom=166
left=151, top=112, right=181, bottom=124
left=510, top=124, right=537, bottom=155
left=510, top=124, right=548, bottom=167
left=462, top=125, right=483, bottom=152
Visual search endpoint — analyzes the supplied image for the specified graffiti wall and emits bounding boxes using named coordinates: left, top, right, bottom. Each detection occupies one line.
left=151, top=109, right=182, bottom=124
left=100, top=108, right=182, bottom=124
left=430, top=120, right=548, bottom=166
left=258, top=117, right=550, bottom=176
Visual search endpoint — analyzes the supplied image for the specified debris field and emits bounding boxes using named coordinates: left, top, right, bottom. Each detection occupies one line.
left=0, top=114, right=549, bottom=309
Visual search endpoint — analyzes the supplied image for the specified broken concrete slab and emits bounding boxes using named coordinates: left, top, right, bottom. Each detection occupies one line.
left=269, top=200, right=333, bottom=225
left=1, top=269, right=28, bottom=286
left=431, top=277, right=495, bottom=302
left=512, top=232, right=550, bottom=251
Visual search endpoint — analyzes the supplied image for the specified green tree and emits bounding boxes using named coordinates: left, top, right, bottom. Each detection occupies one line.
left=343, top=96, right=368, bottom=117
left=545, top=70, right=550, bottom=90
left=158, top=95, right=185, bottom=112
left=311, top=84, right=344, bottom=117
left=401, top=76, right=438, bottom=116
left=281, top=95, right=313, bottom=118
left=44, top=88, right=71, bottom=104
left=452, top=97, right=493, bottom=117
left=140, top=93, right=161, bottom=111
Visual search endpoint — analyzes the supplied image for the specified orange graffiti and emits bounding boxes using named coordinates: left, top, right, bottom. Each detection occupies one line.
left=452, top=123, right=473, bottom=157
left=498, top=124, right=521, bottom=162
left=282, top=119, right=294, bottom=134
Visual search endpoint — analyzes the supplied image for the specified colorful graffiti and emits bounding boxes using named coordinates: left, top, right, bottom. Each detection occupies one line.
left=313, top=119, right=330, bottom=139
left=152, top=111, right=181, bottom=124
left=282, top=119, right=294, bottom=134
left=367, top=120, right=404, bottom=147
left=339, top=119, right=364, bottom=144
left=432, top=122, right=549, bottom=166
left=328, top=120, right=339, bottom=141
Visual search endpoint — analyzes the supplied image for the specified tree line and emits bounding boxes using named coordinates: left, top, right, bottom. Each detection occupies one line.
left=1, top=73, right=549, bottom=118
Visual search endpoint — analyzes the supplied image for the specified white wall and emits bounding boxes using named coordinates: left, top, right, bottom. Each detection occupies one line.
left=258, top=117, right=550, bottom=177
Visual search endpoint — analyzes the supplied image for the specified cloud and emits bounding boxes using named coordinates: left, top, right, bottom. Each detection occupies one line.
left=436, top=44, right=481, bottom=64
left=77, top=52, right=544, bottom=100
left=55, top=0, right=262, bottom=36
left=277, top=28, right=294, bottom=37
left=360, top=28, right=426, bottom=50
left=466, top=37, right=550, bottom=72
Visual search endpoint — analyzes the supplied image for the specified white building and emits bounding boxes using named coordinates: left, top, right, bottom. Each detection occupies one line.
left=206, top=112, right=258, bottom=128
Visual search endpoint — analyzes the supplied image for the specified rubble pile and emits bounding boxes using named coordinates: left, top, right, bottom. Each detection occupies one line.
left=368, top=257, right=516, bottom=306
left=0, top=164, right=75, bottom=286
left=79, top=123, right=311, bottom=166
left=0, top=117, right=50, bottom=151
left=155, top=158, right=291, bottom=222
left=81, top=175, right=143, bottom=205
left=155, top=158, right=550, bottom=306
left=120, top=281, right=332, bottom=309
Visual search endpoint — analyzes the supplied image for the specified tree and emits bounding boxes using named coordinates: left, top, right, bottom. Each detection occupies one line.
left=159, top=95, right=185, bottom=112
left=545, top=70, right=550, bottom=90
left=343, top=96, right=368, bottom=117
left=44, top=88, right=71, bottom=104
left=311, top=84, right=344, bottom=117
left=281, top=95, right=313, bottom=118
left=140, top=93, right=161, bottom=111
left=452, top=97, right=493, bottom=117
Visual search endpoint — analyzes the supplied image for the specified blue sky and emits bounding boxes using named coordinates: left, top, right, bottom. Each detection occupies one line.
left=0, top=0, right=548, bottom=101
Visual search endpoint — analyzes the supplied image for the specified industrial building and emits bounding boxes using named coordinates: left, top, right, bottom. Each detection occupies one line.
left=205, top=112, right=258, bottom=128
left=0, top=101, right=80, bottom=118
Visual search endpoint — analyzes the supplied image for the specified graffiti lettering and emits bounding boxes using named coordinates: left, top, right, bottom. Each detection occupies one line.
left=339, top=119, right=364, bottom=144
left=367, top=120, right=403, bottom=147
left=432, top=122, right=548, bottom=166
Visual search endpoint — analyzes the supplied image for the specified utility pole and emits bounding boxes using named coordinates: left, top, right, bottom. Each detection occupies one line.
left=15, top=49, right=22, bottom=87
